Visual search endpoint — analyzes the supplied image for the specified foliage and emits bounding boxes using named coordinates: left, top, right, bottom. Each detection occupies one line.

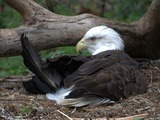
left=104, top=0, right=151, bottom=23
left=41, top=47, right=78, bottom=58
left=133, top=118, right=144, bottom=120
left=0, top=1, right=22, bottom=28
left=0, top=0, right=151, bottom=77
left=0, top=47, right=89, bottom=77
left=19, top=106, right=33, bottom=115
left=0, top=56, right=28, bottom=77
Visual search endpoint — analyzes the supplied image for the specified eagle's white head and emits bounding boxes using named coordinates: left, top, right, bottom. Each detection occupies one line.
left=76, top=26, right=124, bottom=55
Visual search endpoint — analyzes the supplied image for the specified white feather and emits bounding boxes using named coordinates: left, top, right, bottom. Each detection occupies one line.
left=46, top=87, right=114, bottom=107
left=83, top=26, right=124, bottom=55
left=46, top=87, right=71, bottom=101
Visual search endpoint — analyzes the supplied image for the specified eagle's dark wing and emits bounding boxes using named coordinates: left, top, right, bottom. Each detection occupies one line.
left=64, top=51, right=147, bottom=101
left=20, top=34, right=92, bottom=94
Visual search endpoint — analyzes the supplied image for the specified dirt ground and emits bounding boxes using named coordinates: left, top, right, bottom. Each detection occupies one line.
left=0, top=63, right=159, bottom=120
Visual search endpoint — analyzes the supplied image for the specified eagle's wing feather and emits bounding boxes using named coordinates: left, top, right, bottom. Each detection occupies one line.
left=21, top=34, right=91, bottom=94
left=64, top=51, right=147, bottom=100
left=21, top=34, right=62, bottom=92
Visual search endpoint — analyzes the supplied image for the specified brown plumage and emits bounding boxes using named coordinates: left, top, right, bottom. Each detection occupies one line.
left=65, top=50, right=147, bottom=100
left=21, top=26, right=147, bottom=107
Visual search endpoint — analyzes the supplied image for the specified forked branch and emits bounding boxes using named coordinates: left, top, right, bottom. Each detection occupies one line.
left=0, top=0, right=160, bottom=59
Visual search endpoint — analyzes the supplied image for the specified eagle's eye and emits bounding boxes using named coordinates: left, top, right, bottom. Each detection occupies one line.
left=90, top=37, right=96, bottom=41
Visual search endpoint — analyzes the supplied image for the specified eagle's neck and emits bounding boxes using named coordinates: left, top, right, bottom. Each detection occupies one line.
left=91, top=47, right=114, bottom=55
left=89, top=41, right=124, bottom=55
left=84, top=26, right=125, bottom=55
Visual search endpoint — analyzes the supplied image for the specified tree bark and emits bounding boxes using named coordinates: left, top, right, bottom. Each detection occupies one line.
left=0, top=0, right=160, bottom=59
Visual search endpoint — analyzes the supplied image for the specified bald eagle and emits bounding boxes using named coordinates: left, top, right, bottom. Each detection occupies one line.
left=21, top=26, right=147, bottom=107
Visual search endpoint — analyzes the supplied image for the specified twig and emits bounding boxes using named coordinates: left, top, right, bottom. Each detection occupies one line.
left=57, top=110, right=73, bottom=120
left=0, top=75, right=32, bottom=82
left=149, top=70, right=153, bottom=87
left=153, top=66, right=160, bottom=72
left=72, top=113, right=149, bottom=120
left=136, top=106, right=151, bottom=112
left=70, top=107, right=77, bottom=115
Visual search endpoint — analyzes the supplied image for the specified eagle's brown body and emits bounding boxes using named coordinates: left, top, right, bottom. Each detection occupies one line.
left=64, top=50, right=147, bottom=100
left=21, top=33, right=147, bottom=107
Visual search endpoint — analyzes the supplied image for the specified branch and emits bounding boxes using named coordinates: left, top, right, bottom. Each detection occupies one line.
left=56, top=110, right=149, bottom=120
left=1, top=0, right=160, bottom=59
left=5, top=0, right=55, bottom=25
left=134, top=0, right=160, bottom=34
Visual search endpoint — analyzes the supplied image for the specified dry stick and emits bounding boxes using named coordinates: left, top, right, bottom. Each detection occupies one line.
left=111, top=113, right=149, bottom=120
left=57, top=110, right=73, bottom=120
left=154, top=66, right=160, bottom=71
left=149, top=70, right=153, bottom=88
left=72, top=113, right=149, bottom=120
left=0, top=75, right=32, bottom=82
left=70, top=107, right=77, bottom=115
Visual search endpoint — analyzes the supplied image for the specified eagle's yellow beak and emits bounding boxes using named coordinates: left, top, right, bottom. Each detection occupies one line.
left=76, top=38, right=86, bottom=53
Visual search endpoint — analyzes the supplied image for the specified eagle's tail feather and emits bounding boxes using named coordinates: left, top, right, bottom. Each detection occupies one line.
left=20, top=34, right=57, bottom=93
left=20, top=34, right=43, bottom=74
left=46, top=91, right=115, bottom=107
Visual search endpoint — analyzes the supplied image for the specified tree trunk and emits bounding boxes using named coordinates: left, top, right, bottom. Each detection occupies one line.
left=0, top=0, right=160, bottom=59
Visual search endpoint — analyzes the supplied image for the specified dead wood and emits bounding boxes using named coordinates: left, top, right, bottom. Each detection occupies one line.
left=57, top=111, right=149, bottom=120
left=0, top=0, right=160, bottom=59
left=0, top=75, right=32, bottom=82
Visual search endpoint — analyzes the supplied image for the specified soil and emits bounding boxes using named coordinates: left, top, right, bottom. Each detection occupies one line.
left=0, top=63, right=159, bottom=120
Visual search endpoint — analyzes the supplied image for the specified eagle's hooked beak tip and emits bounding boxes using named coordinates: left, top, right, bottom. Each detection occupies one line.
left=76, top=38, right=86, bottom=54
